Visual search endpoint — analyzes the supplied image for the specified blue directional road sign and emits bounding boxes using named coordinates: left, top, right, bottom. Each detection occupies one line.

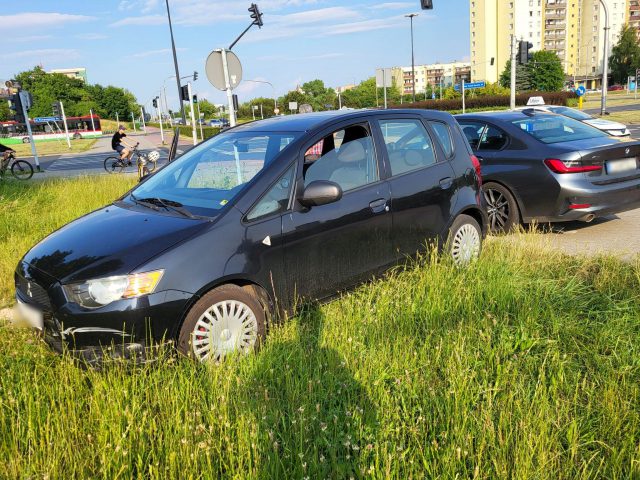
left=34, top=116, right=62, bottom=123
left=454, top=81, right=486, bottom=91
left=575, top=86, right=586, bottom=97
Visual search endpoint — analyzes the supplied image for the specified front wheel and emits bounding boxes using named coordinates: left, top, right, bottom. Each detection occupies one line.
left=11, top=160, right=34, bottom=180
left=447, top=214, right=482, bottom=265
left=178, top=285, right=266, bottom=363
left=104, top=156, right=124, bottom=174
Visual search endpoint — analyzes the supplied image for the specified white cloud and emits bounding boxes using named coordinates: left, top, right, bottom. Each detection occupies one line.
left=372, top=2, right=415, bottom=9
left=322, top=17, right=405, bottom=35
left=0, top=49, right=81, bottom=66
left=110, top=14, right=165, bottom=27
left=271, top=7, right=360, bottom=25
left=6, top=35, right=53, bottom=43
left=127, top=48, right=187, bottom=58
left=0, top=12, right=94, bottom=30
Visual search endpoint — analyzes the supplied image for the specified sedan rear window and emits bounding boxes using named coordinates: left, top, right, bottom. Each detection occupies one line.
left=512, top=114, right=608, bottom=144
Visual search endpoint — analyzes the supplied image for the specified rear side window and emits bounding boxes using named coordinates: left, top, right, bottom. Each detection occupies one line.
left=458, top=122, right=485, bottom=150
left=379, top=119, right=436, bottom=176
left=479, top=125, right=509, bottom=150
left=429, top=121, right=454, bottom=157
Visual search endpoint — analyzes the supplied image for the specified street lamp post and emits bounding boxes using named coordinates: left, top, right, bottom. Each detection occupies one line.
left=405, top=13, right=418, bottom=103
left=243, top=79, right=278, bottom=113
left=598, top=0, right=610, bottom=116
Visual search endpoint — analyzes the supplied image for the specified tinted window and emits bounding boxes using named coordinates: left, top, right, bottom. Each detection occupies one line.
left=458, top=121, right=485, bottom=150
left=547, top=106, right=592, bottom=121
left=132, top=131, right=300, bottom=216
left=429, top=121, right=454, bottom=157
left=479, top=125, right=509, bottom=150
left=304, top=124, right=378, bottom=192
left=246, top=164, right=295, bottom=221
left=512, top=114, right=608, bottom=144
left=379, top=119, right=436, bottom=175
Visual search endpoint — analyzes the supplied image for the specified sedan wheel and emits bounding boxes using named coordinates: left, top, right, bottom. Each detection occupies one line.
left=448, top=214, right=482, bottom=265
left=178, top=284, right=266, bottom=363
left=482, top=182, right=519, bottom=233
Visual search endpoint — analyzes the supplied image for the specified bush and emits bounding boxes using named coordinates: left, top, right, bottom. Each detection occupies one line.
left=390, top=91, right=577, bottom=112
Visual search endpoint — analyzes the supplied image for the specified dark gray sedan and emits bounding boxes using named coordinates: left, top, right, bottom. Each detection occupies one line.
left=456, top=110, right=640, bottom=231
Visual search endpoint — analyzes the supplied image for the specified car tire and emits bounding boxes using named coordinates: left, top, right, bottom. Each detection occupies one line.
left=447, top=214, right=482, bottom=265
left=482, top=182, right=520, bottom=233
left=178, top=284, right=266, bottom=363
left=73, top=133, right=82, bottom=140
left=22, top=137, right=30, bottom=144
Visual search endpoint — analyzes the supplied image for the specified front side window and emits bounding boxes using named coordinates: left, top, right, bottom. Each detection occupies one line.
left=513, top=114, right=608, bottom=144
left=246, top=165, right=295, bottom=221
left=479, top=125, right=509, bottom=150
left=459, top=121, right=486, bottom=150
left=131, top=130, right=300, bottom=216
left=379, top=119, right=436, bottom=176
left=303, top=124, right=378, bottom=192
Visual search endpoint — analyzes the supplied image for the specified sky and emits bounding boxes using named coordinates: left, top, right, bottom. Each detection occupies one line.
left=0, top=0, right=470, bottom=112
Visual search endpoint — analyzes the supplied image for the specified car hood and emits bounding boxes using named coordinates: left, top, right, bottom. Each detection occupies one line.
left=22, top=203, right=210, bottom=284
left=583, top=118, right=627, bottom=130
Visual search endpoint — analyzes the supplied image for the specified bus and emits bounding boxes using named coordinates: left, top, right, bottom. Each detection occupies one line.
left=0, top=114, right=102, bottom=144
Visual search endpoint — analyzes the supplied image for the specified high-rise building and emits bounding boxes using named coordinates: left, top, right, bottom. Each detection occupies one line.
left=379, top=62, right=471, bottom=97
left=471, top=0, right=632, bottom=87
left=629, top=0, right=640, bottom=37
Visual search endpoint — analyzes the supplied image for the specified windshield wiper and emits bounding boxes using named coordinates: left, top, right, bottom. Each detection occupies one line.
left=129, top=193, right=160, bottom=211
left=136, top=197, right=197, bottom=219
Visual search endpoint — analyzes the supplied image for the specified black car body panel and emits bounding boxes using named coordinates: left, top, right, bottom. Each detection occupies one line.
left=456, top=111, right=640, bottom=223
left=16, top=109, right=486, bottom=358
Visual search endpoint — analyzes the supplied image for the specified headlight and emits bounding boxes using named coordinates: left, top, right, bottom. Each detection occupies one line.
left=63, top=270, right=164, bottom=308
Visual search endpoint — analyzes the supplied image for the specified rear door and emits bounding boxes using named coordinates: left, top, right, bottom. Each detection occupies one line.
left=374, top=115, right=456, bottom=258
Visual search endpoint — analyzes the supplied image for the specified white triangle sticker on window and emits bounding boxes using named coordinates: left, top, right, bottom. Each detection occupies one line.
left=262, top=236, right=271, bottom=246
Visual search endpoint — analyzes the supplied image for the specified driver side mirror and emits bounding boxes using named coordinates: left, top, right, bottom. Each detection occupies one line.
left=299, top=180, right=342, bottom=208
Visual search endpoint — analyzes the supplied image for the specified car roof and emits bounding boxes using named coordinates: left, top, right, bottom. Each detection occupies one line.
left=456, top=110, right=561, bottom=122
left=230, top=108, right=454, bottom=133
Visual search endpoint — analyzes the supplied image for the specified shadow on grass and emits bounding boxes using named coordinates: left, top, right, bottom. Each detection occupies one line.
left=237, top=304, right=378, bottom=478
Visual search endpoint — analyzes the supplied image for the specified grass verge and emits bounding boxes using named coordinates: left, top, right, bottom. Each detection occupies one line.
left=10, top=138, right=98, bottom=157
left=0, top=177, right=639, bottom=478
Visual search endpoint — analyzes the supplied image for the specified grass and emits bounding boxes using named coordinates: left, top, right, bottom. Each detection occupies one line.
left=1, top=177, right=640, bottom=478
left=10, top=138, right=98, bottom=157
left=594, top=110, right=640, bottom=126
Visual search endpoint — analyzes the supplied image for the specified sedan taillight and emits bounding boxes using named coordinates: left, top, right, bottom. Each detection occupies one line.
left=544, top=158, right=602, bottom=174
left=470, top=154, right=482, bottom=185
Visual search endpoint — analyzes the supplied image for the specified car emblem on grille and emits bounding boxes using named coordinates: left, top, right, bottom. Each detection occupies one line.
left=625, top=147, right=630, bottom=155
left=26, top=282, right=33, bottom=298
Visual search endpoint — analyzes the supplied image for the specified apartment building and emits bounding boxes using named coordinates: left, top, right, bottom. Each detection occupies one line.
left=627, top=0, right=640, bottom=37
left=380, top=62, right=472, bottom=96
left=471, top=0, right=631, bottom=86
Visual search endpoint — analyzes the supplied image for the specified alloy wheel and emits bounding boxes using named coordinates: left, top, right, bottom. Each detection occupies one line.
left=484, top=188, right=511, bottom=231
left=191, top=300, right=258, bottom=362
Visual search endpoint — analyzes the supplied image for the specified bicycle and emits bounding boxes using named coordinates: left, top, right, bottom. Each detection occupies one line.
left=104, top=143, right=159, bottom=176
left=0, top=151, right=34, bottom=180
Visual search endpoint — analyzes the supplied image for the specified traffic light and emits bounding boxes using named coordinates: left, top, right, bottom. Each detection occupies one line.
left=10, top=94, right=25, bottom=123
left=152, top=97, right=158, bottom=108
left=52, top=101, right=61, bottom=116
left=248, top=3, right=263, bottom=28
left=193, top=71, right=198, bottom=81
left=232, top=94, right=239, bottom=112
left=192, top=94, right=198, bottom=104
left=518, top=40, right=533, bottom=65
left=180, top=84, right=189, bottom=102
left=420, top=0, right=433, bottom=8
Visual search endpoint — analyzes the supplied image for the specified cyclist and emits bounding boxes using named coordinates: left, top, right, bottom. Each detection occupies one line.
left=0, top=142, right=16, bottom=168
left=111, top=125, right=136, bottom=162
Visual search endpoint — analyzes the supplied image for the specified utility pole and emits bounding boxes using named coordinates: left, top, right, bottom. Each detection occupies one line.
left=116, top=111, right=119, bottom=125
left=140, top=106, right=146, bottom=133
left=383, top=69, right=388, bottom=109
left=405, top=13, right=418, bottom=103
left=221, top=49, right=237, bottom=127
left=196, top=100, right=203, bottom=141
left=131, top=112, right=137, bottom=132
left=510, top=35, right=517, bottom=109
left=59, top=101, right=71, bottom=148
left=165, top=0, right=186, bottom=124
left=187, top=82, right=197, bottom=145
left=599, top=0, right=610, bottom=115
left=19, top=93, right=40, bottom=171
left=461, top=78, right=466, bottom=114
left=89, top=108, right=96, bottom=132
left=156, top=98, right=165, bottom=144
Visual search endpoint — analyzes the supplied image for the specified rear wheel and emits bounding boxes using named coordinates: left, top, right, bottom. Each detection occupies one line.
left=178, top=285, right=266, bottom=363
left=73, top=133, right=82, bottom=140
left=10, top=160, right=33, bottom=180
left=104, top=156, right=124, bottom=174
left=482, top=182, right=519, bottom=233
left=447, top=214, right=482, bottom=265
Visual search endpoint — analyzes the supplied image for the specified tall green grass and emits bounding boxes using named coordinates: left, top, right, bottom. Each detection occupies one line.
left=0, top=177, right=639, bottom=478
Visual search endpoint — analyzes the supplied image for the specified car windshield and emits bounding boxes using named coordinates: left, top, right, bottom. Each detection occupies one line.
left=546, top=106, right=592, bottom=121
left=130, top=130, right=300, bottom=217
left=512, top=114, right=608, bottom=144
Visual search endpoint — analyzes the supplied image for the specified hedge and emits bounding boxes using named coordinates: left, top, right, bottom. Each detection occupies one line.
left=389, top=91, right=577, bottom=112
left=146, top=123, right=221, bottom=140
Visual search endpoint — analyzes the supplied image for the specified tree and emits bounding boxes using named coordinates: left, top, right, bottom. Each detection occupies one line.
left=0, top=100, right=11, bottom=121
left=499, top=59, right=532, bottom=91
left=609, top=25, right=640, bottom=85
left=527, top=50, right=565, bottom=91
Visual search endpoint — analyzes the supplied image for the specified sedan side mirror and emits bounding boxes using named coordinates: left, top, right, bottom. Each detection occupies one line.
left=299, top=180, right=342, bottom=208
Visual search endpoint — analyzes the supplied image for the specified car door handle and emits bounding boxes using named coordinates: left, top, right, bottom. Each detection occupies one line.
left=439, top=177, right=453, bottom=189
left=369, top=198, right=388, bottom=213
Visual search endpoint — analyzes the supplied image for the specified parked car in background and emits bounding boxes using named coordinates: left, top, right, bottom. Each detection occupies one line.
left=608, top=85, right=624, bottom=91
left=516, top=105, right=630, bottom=137
left=457, top=110, right=640, bottom=232
left=208, top=118, right=230, bottom=128
left=16, top=109, right=486, bottom=365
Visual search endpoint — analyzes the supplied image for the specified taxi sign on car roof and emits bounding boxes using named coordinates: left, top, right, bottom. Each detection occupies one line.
left=526, top=96, right=546, bottom=106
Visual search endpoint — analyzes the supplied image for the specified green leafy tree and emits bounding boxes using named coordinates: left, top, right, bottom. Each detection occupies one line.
left=609, top=25, right=640, bottom=84
left=0, top=100, right=10, bottom=121
left=527, top=50, right=565, bottom=91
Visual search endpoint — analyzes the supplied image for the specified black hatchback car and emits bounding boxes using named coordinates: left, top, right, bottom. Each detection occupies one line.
left=457, top=110, right=640, bottom=231
left=16, top=109, right=485, bottom=363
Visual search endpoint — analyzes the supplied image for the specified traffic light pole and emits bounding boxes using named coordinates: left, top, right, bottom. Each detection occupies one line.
left=187, top=82, right=197, bottom=145
left=140, top=106, right=147, bottom=133
left=510, top=35, right=516, bottom=109
left=59, top=101, right=71, bottom=149
left=20, top=100, right=39, bottom=170
left=221, top=49, right=237, bottom=127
